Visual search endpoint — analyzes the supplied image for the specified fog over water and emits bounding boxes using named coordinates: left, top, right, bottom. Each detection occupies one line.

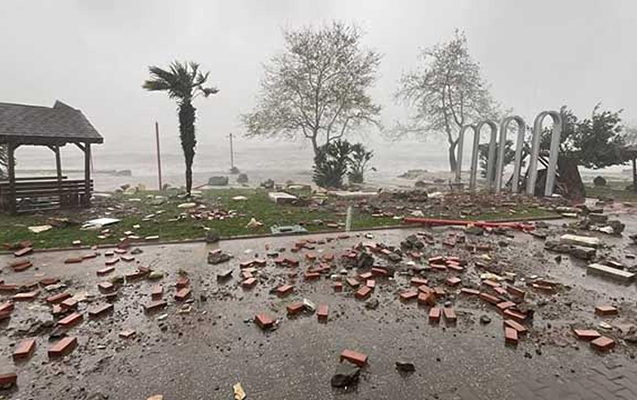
left=2, top=1, right=635, bottom=189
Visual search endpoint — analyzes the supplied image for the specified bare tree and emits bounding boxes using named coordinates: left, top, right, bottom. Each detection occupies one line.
left=394, top=30, right=498, bottom=171
left=242, top=22, right=382, bottom=155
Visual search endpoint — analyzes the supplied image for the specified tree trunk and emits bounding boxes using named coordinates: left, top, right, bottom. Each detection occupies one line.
left=179, top=101, right=197, bottom=195
left=557, top=157, right=586, bottom=201
left=311, top=135, right=319, bottom=157
left=448, top=140, right=458, bottom=172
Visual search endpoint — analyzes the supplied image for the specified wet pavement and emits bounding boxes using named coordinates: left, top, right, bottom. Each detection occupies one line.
left=2, top=206, right=637, bottom=399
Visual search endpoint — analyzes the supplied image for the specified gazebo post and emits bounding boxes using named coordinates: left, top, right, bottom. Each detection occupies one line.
left=84, top=141, right=91, bottom=206
left=54, top=145, right=63, bottom=204
left=7, top=142, right=16, bottom=214
left=632, top=157, right=637, bottom=192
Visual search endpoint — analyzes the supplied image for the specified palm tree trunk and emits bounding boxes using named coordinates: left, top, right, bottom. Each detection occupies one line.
left=179, top=101, right=197, bottom=195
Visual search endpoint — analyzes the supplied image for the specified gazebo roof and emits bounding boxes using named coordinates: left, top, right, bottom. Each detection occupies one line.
left=0, top=100, right=103, bottom=145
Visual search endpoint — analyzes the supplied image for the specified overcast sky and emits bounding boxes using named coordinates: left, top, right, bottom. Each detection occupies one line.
left=1, top=0, right=636, bottom=157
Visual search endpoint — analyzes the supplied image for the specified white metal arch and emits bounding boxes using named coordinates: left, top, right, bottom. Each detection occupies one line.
left=455, top=124, right=477, bottom=184
left=495, top=116, right=526, bottom=193
left=469, top=120, right=498, bottom=191
left=527, top=111, right=562, bottom=196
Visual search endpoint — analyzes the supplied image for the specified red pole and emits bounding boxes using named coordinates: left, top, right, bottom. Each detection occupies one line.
left=155, top=122, right=162, bottom=191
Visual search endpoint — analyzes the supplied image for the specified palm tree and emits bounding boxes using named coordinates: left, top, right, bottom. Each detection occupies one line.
left=143, top=61, right=218, bottom=194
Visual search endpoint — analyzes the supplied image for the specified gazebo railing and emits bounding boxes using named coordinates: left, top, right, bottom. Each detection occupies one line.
left=0, top=177, right=93, bottom=213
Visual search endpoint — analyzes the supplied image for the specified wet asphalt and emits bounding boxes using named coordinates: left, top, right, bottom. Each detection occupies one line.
left=1, top=204, right=637, bottom=399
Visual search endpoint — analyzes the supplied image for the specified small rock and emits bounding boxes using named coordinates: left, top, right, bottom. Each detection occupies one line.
left=365, top=298, right=380, bottom=310
left=331, top=363, right=361, bottom=388
left=480, top=315, right=491, bottom=325
left=395, top=361, right=416, bottom=372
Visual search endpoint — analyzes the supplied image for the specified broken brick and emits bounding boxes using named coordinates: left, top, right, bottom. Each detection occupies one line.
left=48, top=337, right=77, bottom=358
left=97, top=282, right=115, bottom=292
left=460, top=288, right=479, bottom=296
left=493, top=286, right=508, bottom=297
left=482, top=279, right=501, bottom=288
left=39, top=277, right=60, bottom=286
left=359, top=272, right=373, bottom=280
left=503, top=309, right=527, bottom=322
left=371, top=267, right=388, bottom=277
left=429, top=307, right=441, bottom=323
left=14, top=247, right=33, bottom=257
left=58, top=312, right=83, bottom=328
left=573, top=329, right=601, bottom=341
left=105, top=258, right=120, bottom=266
left=176, top=276, right=190, bottom=289
left=13, top=338, right=36, bottom=361
left=119, top=330, right=136, bottom=339
left=340, top=349, right=367, bottom=367
left=304, top=271, right=320, bottom=281
left=96, top=267, right=115, bottom=276
left=0, top=284, right=19, bottom=293
left=418, top=292, right=436, bottom=306
left=506, top=285, right=526, bottom=299
left=446, top=277, right=461, bottom=286
left=400, top=290, right=418, bottom=302
left=355, top=286, right=372, bottom=299
left=595, top=305, right=618, bottom=316
left=242, top=278, right=257, bottom=288
left=431, top=264, right=447, bottom=272
left=417, top=284, right=432, bottom=293
left=443, top=307, right=457, bottom=324
left=366, top=279, right=375, bottom=289
left=64, top=258, right=82, bottom=264
left=410, top=277, right=428, bottom=287
left=13, top=290, right=39, bottom=301
left=429, top=256, right=444, bottom=264
left=447, top=263, right=464, bottom=272
left=151, top=285, right=163, bottom=299
left=144, top=300, right=167, bottom=312
left=12, top=260, right=32, bottom=272
left=46, top=292, right=71, bottom=304
left=287, top=302, right=305, bottom=315
left=346, top=278, right=360, bottom=288
left=317, top=304, right=329, bottom=322
left=121, top=255, right=135, bottom=262
left=503, top=319, right=528, bottom=335
left=60, top=298, right=78, bottom=309
left=496, top=301, right=516, bottom=312
left=88, top=304, right=113, bottom=318
left=333, top=282, right=343, bottom=292
left=276, top=284, right=294, bottom=297
left=591, top=336, right=615, bottom=352
left=175, top=288, right=191, bottom=301
left=82, top=252, right=98, bottom=260
left=479, top=292, right=500, bottom=305
left=505, top=327, right=518, bottom=345
left=255, top=313, right=274, bottom=330
left=0, top=301, right=14, bottom=313
left=0, top=372, right=17, bottom=387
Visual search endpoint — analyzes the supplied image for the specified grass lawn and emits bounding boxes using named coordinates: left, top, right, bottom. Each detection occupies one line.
left=585, top=183, right=637, bottom=202
left=0, top=188, right=558, bottom=250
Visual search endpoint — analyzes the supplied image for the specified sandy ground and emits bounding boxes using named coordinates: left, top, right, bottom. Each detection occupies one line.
left=1, top=209, right=637, bottom=399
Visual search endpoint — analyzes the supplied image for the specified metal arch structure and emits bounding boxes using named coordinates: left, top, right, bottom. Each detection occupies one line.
left=469, top=120, right=498, bottom=191
left=495, top=116, right=526, bottom=194
left=526, top=111, right=562, bottom=197
left=455, top=124, right=477, bottom=184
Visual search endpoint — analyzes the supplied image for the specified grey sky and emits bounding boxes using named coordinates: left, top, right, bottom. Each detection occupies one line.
left=1, top=0, right=635, bottom=157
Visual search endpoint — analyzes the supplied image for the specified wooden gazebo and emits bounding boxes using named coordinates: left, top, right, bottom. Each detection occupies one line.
left=0, top=100, right=103, bottom=213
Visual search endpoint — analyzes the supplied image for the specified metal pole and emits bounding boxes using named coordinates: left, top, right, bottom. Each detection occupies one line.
left=155, top=122, right=163, bottom=191
left=229, top=133, right=234, bottom=170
